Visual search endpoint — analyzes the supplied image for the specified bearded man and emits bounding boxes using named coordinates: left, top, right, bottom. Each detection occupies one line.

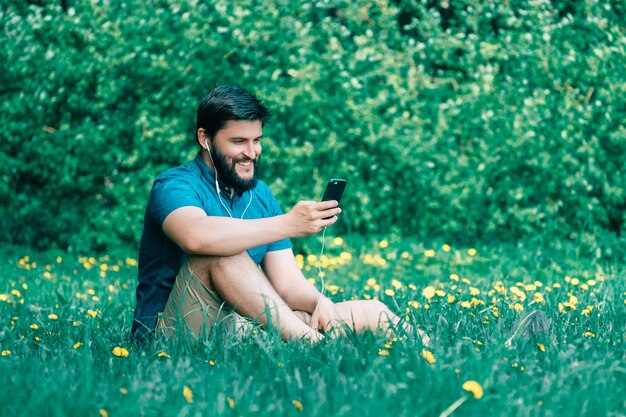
left=132, top=85, right=429, bottom=345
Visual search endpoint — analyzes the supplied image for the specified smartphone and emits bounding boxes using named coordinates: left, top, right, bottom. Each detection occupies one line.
left=321, top=179, right=347, bottom=203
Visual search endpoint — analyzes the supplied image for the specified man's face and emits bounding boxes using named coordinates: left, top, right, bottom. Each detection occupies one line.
left=204, top=120, right=263, bottom=193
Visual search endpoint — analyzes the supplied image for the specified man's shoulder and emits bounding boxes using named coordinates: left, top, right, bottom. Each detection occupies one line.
left=154, top=160, right=200, bottom=184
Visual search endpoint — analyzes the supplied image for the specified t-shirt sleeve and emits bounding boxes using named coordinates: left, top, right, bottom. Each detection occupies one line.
left=148, top=176, right=205, bottom=226
left=265, top=188, right=292, bottom=252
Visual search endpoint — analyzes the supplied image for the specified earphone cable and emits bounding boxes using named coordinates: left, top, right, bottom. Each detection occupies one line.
left=314, top=226, right=327, bottom=314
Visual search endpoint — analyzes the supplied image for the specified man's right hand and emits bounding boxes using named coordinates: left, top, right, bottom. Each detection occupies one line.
left=284, top=200, right=341, bottom=237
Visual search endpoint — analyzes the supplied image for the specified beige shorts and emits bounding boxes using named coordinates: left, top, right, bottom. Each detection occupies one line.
left=156, top=261, right=311, bottom=342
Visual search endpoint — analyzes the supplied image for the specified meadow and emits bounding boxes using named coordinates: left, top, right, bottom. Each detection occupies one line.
left=1, top=235, right=625, bottom=417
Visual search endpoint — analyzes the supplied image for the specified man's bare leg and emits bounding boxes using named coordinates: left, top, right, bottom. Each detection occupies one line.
left=187, top=253, right=320, bottom=341
left=332, top=300, right=431, bottom=345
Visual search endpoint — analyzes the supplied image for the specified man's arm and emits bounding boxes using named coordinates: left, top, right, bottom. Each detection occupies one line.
left=262, top=248, right=337, bottom=331
left=162, top=200, right=341, bottom=256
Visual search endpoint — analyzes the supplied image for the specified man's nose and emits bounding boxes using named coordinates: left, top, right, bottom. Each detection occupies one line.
left=243, top=142, right=258, bottom=159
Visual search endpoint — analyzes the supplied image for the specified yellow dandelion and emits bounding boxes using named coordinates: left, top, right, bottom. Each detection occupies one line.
left=87, top=309, right=98, bottom=318
left=450, top=274, right=460, bottom=282
left=48, top=313, right=58, bottom=320
left=226, top=397, right=235, bottom=409
left=99, top=409, right=108, bottom=417
left=570, top=278, right=580, bottom=286
left=447, top=294, right=456, bottom=303
left=73, top=321, right=80, bottom=327
left=1, top=350, right=11, bottom=356
left=378, top=349, right=390, bottom=356
left=583, top=331, right=595, bottom=338
left=209, top=360, right=215, bottom=366
left=537, top=343, right=546, bottom=352
left=295, top=254, right=304, bottom=269
left=424, top=249, right=436, bottom=258
left=384, top=289, right=395, bottom=297
left=442, top=244, right=451, bottom=252
left=422, top=286, right=436, bottom=300
left=73, top=342, right=82, bottom=349
left=533, top=293, right=545, bottom=303
left=126, top=258, right=138, bottom=266
left=391, top=279, right=403, bottom=289
left=158, top=352, right=170, bottom=358
left=379, top=240, right=389, bottom=248
left=462, top=380, right=483, bottom=399
left=467, top=248, right=477, bottom=256
left=421, top=349, right=436, bottom=364
left=112, top=347, right=129, bottom=358
left=29, top=324, right=39, bottom=330
left=182, top=385, right=193, bottom=403
left=119, top=388, right=128, bottom=395
left=469, top=287, right=480, bottom=296
left=11, top=289, right=21, bottom=297
left=470, top=298, right=485, bottom=306
left=292, top=399, right=304, bottom=412
left=333, top=237, right=344, bottom=245
left=0, top=294, right=7, bottom=302
left=460, top=301, right=471, bottom=309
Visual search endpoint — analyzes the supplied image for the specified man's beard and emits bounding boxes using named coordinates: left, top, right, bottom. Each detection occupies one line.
left=210, top=145, right=259, bottom=193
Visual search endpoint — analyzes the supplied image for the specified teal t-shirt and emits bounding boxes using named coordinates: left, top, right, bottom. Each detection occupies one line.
left=132, top=153, right=291, bottom=341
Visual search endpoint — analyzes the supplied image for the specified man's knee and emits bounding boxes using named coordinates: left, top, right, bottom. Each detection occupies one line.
left=187, top=252, right=253, bottom=287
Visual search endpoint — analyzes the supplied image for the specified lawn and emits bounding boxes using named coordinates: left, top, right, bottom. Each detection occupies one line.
left=1, top=235, right=625, bottom=417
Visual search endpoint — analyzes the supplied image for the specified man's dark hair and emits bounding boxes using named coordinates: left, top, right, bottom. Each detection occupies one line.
left=196, top=85, right=271, bottom=139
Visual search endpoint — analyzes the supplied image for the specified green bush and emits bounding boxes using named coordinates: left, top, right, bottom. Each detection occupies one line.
left=1, top=0, right=625, bottom=253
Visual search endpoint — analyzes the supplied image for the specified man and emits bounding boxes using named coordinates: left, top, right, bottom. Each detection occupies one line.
left=132, top=85, right=428, bottom=344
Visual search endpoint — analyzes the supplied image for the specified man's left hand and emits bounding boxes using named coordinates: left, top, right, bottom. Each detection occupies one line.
left=310, top=295, right=337, bottom=333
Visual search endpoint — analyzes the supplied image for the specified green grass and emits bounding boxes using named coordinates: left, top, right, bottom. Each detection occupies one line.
left=1, top=236, right=625, bottom=417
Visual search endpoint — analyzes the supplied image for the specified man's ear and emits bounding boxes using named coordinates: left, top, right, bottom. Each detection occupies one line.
left=196, top=128, right=209, bottom=148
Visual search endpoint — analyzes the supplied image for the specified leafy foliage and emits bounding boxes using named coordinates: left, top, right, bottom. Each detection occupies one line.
left=1, top=0, right=625, bottom=252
